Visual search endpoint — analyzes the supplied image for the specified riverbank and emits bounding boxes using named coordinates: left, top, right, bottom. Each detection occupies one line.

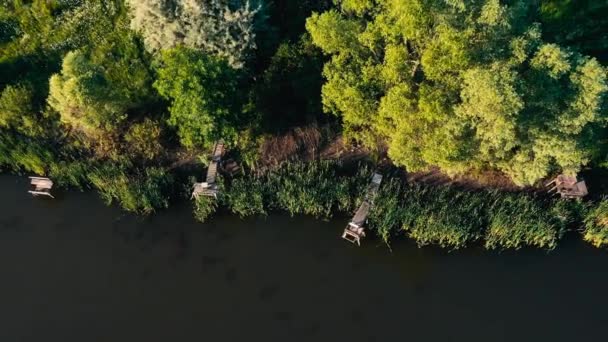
left=6, top=159, right=608, bottom=251
left=191, top=161, right=607, bottom=251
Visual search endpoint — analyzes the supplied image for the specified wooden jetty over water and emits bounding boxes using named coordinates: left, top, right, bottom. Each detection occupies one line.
left=342, top=173, right=383, bottom=246
left=546, top=174, right=588, bottom=199
left=192, top=141, right=225, bottom=200
left=28, top=176, right=54, bottom=198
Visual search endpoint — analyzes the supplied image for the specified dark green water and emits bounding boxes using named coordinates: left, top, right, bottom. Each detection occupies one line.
left=1, top=175, right=607, bottom=341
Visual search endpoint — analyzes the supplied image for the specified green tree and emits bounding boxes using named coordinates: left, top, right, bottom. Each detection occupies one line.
left=255, top=34, right=326, bottom=130
left=0, top=84, right=46, bottom=137
left=307, top=0, right=608, bottom=185
left=154, top=47, right=244, bottom=148
left=48, top=50, right=129, bottom=137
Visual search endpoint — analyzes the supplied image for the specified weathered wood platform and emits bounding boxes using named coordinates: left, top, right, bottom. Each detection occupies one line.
left=342, top=173, right=383, bottom=246
left=192, top=141, right=225, bottom=200
left=28, top=176, right=54, bottom=198
left=546, top=174, right=588, bottom=199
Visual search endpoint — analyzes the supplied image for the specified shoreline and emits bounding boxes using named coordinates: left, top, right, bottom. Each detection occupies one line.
left=15, top=159, right=606, bottom=252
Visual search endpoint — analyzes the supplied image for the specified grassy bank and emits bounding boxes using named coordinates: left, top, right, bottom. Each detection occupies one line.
left=194, top=161, right=607, bottom=251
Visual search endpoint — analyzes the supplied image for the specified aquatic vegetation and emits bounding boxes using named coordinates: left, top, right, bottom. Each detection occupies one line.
left=204, top=161, right=575, bottom=250
left=88, top=165, right=173, bottom=214
left=221, top=161, right=372, bottom=220
left=369, top=180, right=570, bottom=250
left=485, top=194, right=565, bottom=250
left=194, top=195, right=218, bottom=223
left=584, top=199, right=608, bottom=248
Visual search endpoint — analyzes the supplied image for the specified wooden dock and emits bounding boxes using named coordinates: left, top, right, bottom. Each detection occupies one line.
left=546, top=174, right=588, bottom=199
left=192, top=141, right=225, bottom=200
left=28, top=176, right=54, bottom=198
left=342, top=173, right=383, bottom=246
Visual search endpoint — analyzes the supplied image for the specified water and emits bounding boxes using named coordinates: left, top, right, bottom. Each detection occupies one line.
left=0, top=175, right=607, bottom=341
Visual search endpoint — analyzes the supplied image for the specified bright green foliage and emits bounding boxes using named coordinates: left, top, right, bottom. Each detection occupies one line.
left=583, top=199, right=608, bottom=248
left=154, top=47, right=243, bottom=148
left=307, top=0, right=608, bottom=185
left=48, top=50, right=129, bottom=136
left=47, top=8, right=153, bottom=139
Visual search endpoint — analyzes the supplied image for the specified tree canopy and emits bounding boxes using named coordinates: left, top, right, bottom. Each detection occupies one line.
left=307, top=0, right=608, bottom=185
left=154, top=47, right=243, bottom=148
left=126, top=0, right=264, bottom=68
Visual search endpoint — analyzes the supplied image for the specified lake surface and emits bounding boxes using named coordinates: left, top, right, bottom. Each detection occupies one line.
left=1, top=175, right=607, bottom=341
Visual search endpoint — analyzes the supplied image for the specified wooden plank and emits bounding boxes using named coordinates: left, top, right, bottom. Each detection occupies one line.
left=350, top=201, right=371, bottom=228
left=30, top=179, right=53, bottom=187
left=211, top=141, right=225, bottom=161
left=206, top=161, right=219, bottom=184
left=28, top=190, right=54, bottom=198
left=29, top=176, right=51, bottom=181
left=343, top=173, right=383, bottom=244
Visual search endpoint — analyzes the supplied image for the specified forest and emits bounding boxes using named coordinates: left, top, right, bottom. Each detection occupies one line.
left=1, top=0, right=608, bottom=249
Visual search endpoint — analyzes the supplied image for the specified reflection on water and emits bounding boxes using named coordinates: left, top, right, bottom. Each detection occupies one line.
left=0, top=175, right=607, bottom=342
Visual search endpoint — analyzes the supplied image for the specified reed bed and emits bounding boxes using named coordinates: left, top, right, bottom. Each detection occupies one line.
left=584, top=199, right=608, bottom=248
left=193, top=161, right=602, bottom=251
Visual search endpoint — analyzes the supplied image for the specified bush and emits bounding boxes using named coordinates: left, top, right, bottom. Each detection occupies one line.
left=584, top=199, right=608, bottom=248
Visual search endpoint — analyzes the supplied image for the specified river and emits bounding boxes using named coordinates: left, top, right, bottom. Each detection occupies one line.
left=0, top=175, right=607, bottom=341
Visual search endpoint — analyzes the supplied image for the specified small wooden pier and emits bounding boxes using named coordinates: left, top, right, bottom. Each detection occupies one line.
left=546, top=174, right=588, bottom=199
left=28, top=177, right=54, bottom=198
left=342, top=173, right=383, bottom=246
left=192, top=141, right=225, bottom=199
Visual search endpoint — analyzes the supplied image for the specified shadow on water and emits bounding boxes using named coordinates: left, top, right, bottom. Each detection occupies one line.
left=0, top=175, right=607, bottom=342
